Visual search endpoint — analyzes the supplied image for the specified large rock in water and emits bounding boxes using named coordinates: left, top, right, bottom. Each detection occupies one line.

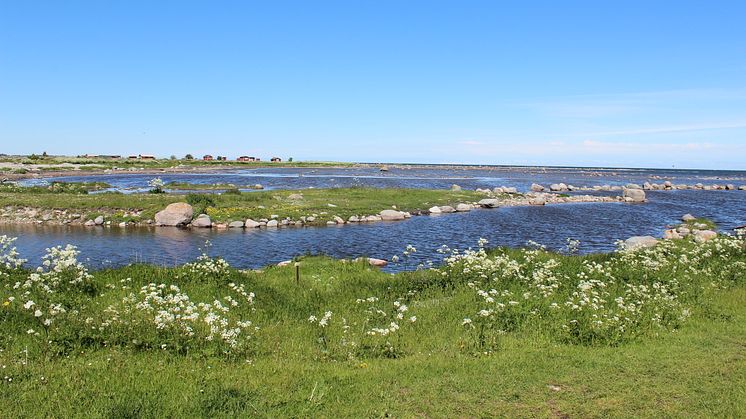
left=549, top=183, right=568, bottom=192
left=379, top=209, right=406, bottom=221
left=155, top=203, right=194, bottom=226
left=530, top=183, right=545, bottom=192
left=455, top=203, right=472, bottom=212
left=624, top=236, right=659, bottom=251
left=191, top=214, right=212, bottom=228
left=623, top=188, right=646, bottom=203
left=245, top=219, right=261, bottom=228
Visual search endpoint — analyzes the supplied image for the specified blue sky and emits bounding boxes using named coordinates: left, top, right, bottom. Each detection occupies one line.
left=1, top=1, right=745, bottom=169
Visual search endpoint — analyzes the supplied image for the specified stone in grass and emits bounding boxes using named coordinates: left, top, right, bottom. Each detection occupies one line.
left=354, top=257, right=388, bottom=267
left=367, top=258, right=388, bottom=267
left=663, top=229, right=681, bottom=240
left=94, top=215, right=104, bottom=225
left=155, top=202, right=194, bottom=226
left=693, top=230, right=717, bottom=243
left=623, top=236, right=659, bottom=251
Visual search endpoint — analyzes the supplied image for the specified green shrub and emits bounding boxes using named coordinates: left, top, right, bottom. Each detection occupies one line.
left=186, top=193, right=216, bottom=215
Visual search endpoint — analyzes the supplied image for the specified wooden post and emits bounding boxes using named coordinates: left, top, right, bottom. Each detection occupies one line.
left=295, top=262, right=300, bottom=284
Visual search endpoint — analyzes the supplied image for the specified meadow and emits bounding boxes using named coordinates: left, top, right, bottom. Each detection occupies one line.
left=1, top=229, right=744, bottom=417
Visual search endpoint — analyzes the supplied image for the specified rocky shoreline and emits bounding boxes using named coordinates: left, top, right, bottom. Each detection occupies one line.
left=623, top=213, right=727, bottom=251
left=4, top=179, right=745, bottom=229
left=0, top=189, right=621, bottom=228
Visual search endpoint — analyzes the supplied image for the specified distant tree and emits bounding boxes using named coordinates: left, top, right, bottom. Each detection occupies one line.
left=42, top=151, right=48, bottom=157
left=185, top=154, right=194, bottom=160
left=170, top=155, right=177, bottom=160
left=29, top=153, right=40, bottom=160
left=288, top=157, right=294, bottom=162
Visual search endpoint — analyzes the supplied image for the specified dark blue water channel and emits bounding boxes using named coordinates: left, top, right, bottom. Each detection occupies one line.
left=3, top=172, right=745, bottom=271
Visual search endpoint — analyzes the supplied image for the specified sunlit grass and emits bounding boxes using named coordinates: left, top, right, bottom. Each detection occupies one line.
left=1, top=232, right=744, bottom=416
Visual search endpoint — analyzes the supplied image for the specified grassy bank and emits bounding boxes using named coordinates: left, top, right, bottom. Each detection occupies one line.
left=1, top=233, right=744, bottom=416
left=0, top=186, right=485, bottom=225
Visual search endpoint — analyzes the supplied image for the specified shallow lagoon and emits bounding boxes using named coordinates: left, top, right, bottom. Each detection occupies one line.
left=4, top=165, right=746, bottom=271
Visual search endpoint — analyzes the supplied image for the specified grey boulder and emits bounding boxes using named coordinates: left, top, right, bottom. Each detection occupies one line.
left=624, top=236, right=659, bottom=251
left=191, top=214, right=212, bottom=228
left=478, top=199, right=500, bottom=208
left=623, top=188, right=646, bottom=203
left=155, top=202, right=194, bottom=226
left=379, top=209, right=407, bottom=221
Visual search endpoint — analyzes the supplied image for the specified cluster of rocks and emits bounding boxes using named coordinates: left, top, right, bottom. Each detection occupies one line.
left=0, top=206, right=143, bottom=227
left=150, top=202, right=418, bottom=229
left=640, top=182, right=744, bottom=191
left=528, top=182, right=746, bottom=193
left=623, top=213, right=720, bottom=251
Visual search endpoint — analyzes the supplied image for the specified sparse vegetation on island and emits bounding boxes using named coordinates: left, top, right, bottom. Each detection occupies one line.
left=0, top=185, right=486, bottom=226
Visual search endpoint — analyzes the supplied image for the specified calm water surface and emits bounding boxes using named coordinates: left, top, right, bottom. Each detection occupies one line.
left=7, top=167, right=746, bottom=272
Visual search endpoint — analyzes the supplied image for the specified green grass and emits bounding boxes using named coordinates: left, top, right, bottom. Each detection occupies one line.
left=1, top=235, right=745, bottom=417
left=0, top=187, right=485, bottom=224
